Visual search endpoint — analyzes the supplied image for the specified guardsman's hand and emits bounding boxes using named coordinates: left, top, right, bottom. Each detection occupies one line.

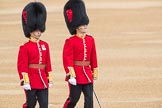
left=68, top=77, right=77, bottom=85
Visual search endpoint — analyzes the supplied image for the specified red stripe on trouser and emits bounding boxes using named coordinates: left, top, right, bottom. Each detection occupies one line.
left=22, top=103, right=27, bottom=108
left=22, top=90, right=27, bottom=108
left=63, top=83, right=71, bottom=108
left=63, top=99, right=70, bottom=108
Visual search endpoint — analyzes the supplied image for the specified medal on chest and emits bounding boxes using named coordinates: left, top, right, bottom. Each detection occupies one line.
left=41, top=45, right=46, bottom=50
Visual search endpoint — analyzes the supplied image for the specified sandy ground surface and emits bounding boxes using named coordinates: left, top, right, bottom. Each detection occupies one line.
left=0, top=0, right=162, bottom=108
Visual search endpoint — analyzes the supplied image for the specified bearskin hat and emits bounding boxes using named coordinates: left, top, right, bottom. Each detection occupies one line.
left=22, top=2, right=47, bottom=38
left=64, top=0, right=89, bottom=35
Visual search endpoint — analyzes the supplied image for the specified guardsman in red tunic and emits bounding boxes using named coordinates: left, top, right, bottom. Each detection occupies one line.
left=17, top=2, right=53, bottom=108
left=63, top=0, right=98, bottom=108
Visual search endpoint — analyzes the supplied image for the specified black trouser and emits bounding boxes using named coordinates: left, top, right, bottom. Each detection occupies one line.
left=26, top=88, right=48, bottom=108
left=64, top=83, right=93, bottom=108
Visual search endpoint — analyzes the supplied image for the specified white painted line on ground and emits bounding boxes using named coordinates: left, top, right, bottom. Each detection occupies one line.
left=107, top=98, right=162, bottom=103
left=87, top=1, right=162, bottom=9
left=0, top=1, right=162, bottom=15
left=0, top=90, right=23, bottom=95
left=122, top=31, right=159, bottom=35
left=136, top=40, right=162, bottom=44
left=0, top=21, right=20, bottom=25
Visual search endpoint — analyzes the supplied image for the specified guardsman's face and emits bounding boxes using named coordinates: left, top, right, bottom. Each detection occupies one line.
left=77, top=25, right=88, bottom=34
left=30, top=29, right=42, bottom=39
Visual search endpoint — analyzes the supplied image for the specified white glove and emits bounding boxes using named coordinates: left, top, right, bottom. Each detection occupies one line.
left=68, top=77, right=77, bottom=85
left=22, top=83, right=31, bottom=90
left=48, top=82, right=53, bottom=88
left=93, top=80, right=96, bottom=83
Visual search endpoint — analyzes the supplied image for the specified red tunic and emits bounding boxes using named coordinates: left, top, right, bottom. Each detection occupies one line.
left=17, top=40, right=52, bottom=89
left=63, top=35, right=98, bottom=84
